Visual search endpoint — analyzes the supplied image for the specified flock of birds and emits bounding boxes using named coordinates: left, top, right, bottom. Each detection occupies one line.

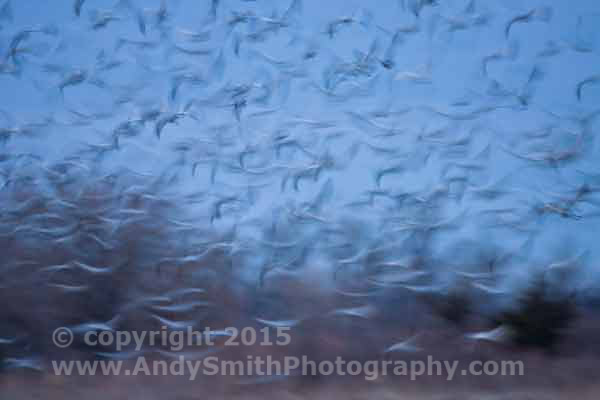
left=1, top=0, right=600, bottom=376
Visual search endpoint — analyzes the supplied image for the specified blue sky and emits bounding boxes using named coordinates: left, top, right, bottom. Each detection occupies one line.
left=1, top=0, right=600, bottom=294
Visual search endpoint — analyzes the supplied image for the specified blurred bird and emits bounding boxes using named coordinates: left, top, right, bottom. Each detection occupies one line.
left=384, top=334, right=422, bottom=353
left=465, top=325, right=512, bottom=343
left=329, top=304, right=376, bottom=319
left=255, top=318, right=303, bottom=328
left=505, top=6, right=552, bottom=38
